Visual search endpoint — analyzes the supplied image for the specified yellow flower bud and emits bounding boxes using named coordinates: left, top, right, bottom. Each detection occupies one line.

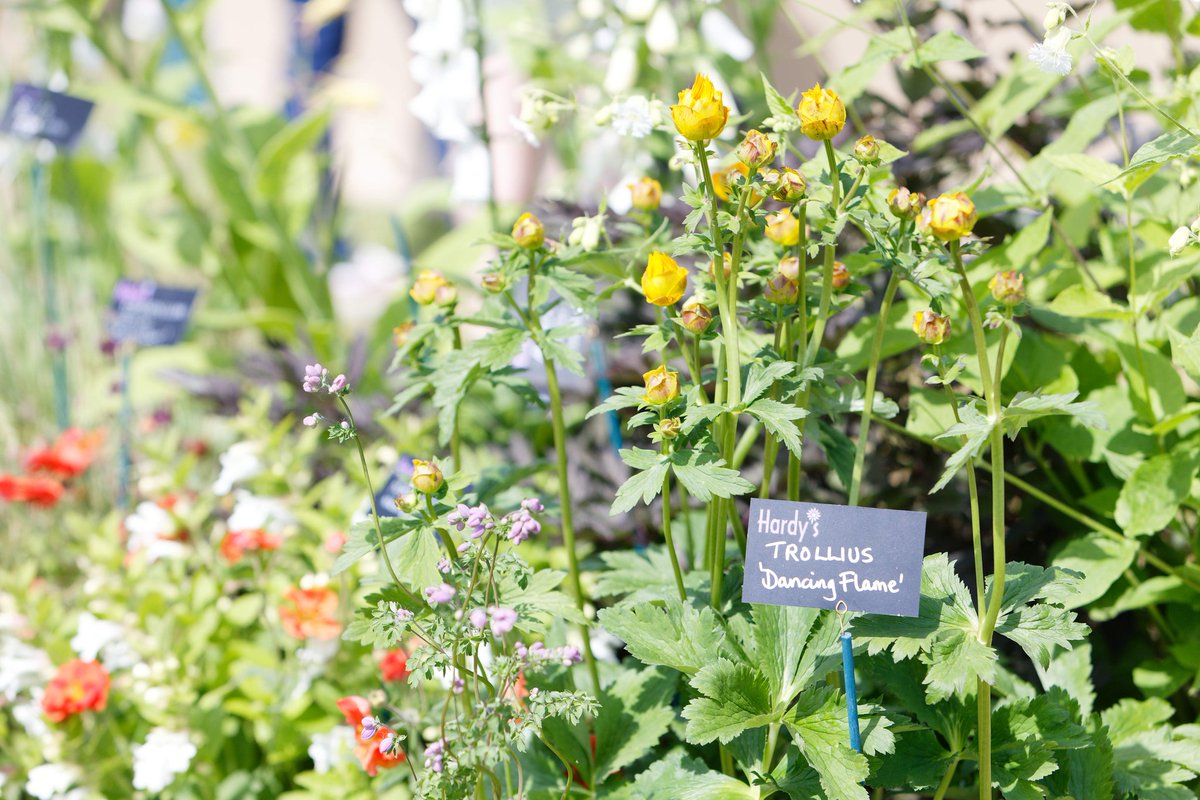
left=736, top=129, right=776, bottom=170
left=713, top=162, right=762, bottom=204
left=778, top=256, right=800, bottom=281
left=925, top=192, right=977, bottom=241
left=410, top=270, right=451, bottom=305
left=989, top=271, right=1026, bottom=305
left=887, top=187, right=925, bottom=221
left=680, top=298, right=714, bottom=333
left=629, top=177, right=663, bottom=211
left=709, top=252, right=733, bottom=281
left=642, top=365, right=680, bottom=405
left=764, top=210, right=801, bottom=246
left=671, top=73, right=730, bottom=142
left=853, top=134, right=881, bottom=165
left=831, top=261, right=850, bottom=290
left=411, top=459, right=444, bottom=494
left=393, top=322, right=414, bottom=348
left=763, top=271, right=799, bottom=304
left=641, top=252, right=689, bottom=306
left=762, top=167, right=806, bottom=203
left=512, top=212, right=545, bottom=248
left=395, top=492, right=419, bottom=512
left=656, top=417, right=682, bottom=439
left=912, top=310, right=951, bottom=346
left=480, top=272, right=507, bottom=294
left=797, top=84, right=846, bottom=141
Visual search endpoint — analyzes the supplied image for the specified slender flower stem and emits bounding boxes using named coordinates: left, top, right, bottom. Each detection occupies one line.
left=847, top=270, right=900, bottom=506
left=660, top=442, right=687, bottom=603
left=933, top=756, right=963, bottom=800
left=451, top=324, right=465, bottom=470
left=794, top=203, right=809, bottom=361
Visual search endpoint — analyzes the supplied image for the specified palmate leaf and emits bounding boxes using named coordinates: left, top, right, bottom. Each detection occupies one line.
left=743, top=359, right=798, bottom=406
left=747, top=398, right=808, bottom=459
left=682, top=658, right=777, bottom=745
left=431, top=349, right=482, bottom=447
left=761, top=72, right=799, bottom=132
left=539, top=324, right=587, bottom=377
left=587, top=385, right=646, bottom=419
left=930, top=403, right=991, bottom=493
left=627, top=751, right=759, bottom=800
left=1000, top=390, right=1107, bottom=439
left=592, top=667, right=678, bottom=781
left=1113, top=448, right=1200, bottom=537
left=1102, top=697, right=1200, bottom=800
left=596, top=600, right=725, bottom=676
left=785, top=686, right=870, bottom=800
left=332, top=516, right=425, bottom=575
left=990, top=689, right=1092, bottom=799
left=611, top=448, right=670, bottom=515
left=750, top=604, right=841, bottom=710
left=668, top=450, right=755, bottom=502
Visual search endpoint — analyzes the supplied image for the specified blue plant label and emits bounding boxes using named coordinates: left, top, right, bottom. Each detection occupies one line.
left=1, top=84, right=94, bottom=150
left=373, top=458, right=415, bottom=518
left=108, top=280, right=198, bottom=347
left=742, top=498, right=926, bottom=617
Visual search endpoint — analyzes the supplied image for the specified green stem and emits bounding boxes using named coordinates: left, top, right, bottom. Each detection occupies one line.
left=452, top=325, right=464, bottom=470
left=847, top=270, right=900, bottom=506
left=678, top=479, right=695, bottom=569
left=933, top=755, right=962, bottom=800
left=938, top=361, right=987, bottom=615
left=660, top=447, right=687, bottom=603
left=794, top=203, right=809, bottom=361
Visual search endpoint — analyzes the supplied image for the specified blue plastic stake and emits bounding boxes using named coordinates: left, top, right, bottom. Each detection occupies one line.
left=841, top=630, right=863, bottom=754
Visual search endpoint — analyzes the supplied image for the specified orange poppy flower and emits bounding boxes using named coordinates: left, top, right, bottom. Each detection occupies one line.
left=42, top=659, right=110, bottom=722
left=279, top=587, right=341, bottom=640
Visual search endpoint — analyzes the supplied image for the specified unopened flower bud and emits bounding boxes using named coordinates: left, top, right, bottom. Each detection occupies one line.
left=434, top=282, right=458, bottom=307
left=988, top=271, right=1026, bottom=305
left=912, top=310, right=951, bottom=346
left=411, top=460, right=444, bottom=495
left=763, top=271, right=799, bottom=304
left=886, top=187, right=925, bottom=221
left=393, top=322, right=414, bottom=348
left=777, top=256, right=801, bottom=281
left=410, top=271, right=450, bottom=305
left=512, top=212, right=545, bottom=248
left=1044, top=2, right=1069, bottom=31
left=831, top=261, right=850, bottom=290
left=642, top=365, right=680, bottom=405
left=629, top=177, right=663, bottom=211
left=656, top=417, right=682, bottom=439
left=762, top=167, right=806, bottom=203
left=797, top=83, right=846, bottom=141
left=736, top=129, right=776, bottom=170
left=926, top=192, right=977, bottom=241
left=853, top=134, right=880, bottom=165
left=395, top=492, right=419, bottom=512
left=680, top=298, right=713, bottom=333
left=480, top=272, right=507, bottom=294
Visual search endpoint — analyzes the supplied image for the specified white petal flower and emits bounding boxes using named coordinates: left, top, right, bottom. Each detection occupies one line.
left=604, top=42, right=639, bottom=95
left=1028, top=42, right=1072, bottom=76
left=213, top=441, right=264, bottom=496
left=228, top=491, right=293, bottom=533
left=700, top=9, right=755, bottom=62
left=608, top=96, right=658, bottom=138
left=25, top=764, right=79, bottom=800
left=124, top=502, right=186, bottom=563
left=645, top=5, right=679, bottom=54
left=1169, top=226, right=1192, bottom=256
left=132, top=729, right=196, bottom=793
left=70, top=612, right=138, bottom=670
left=122, top=0, right=167, bottom=42
left=0, top=638, right=52, bottom=700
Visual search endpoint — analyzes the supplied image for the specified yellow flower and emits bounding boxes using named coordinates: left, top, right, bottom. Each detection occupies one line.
left=762, top=167, right=806, bottom=203
left=641, top=252, right=689, bottom=306
left=411, top=460, right=444, bottom=494
left=925, top=192, right=977, bottom=241
left=512, top=212, right=545, bottom=248
left=912, top=310, right=951, bottom=345
left=629, top=177, right=663, bottom=211
left=764, top=211, right=800, bottom=246
left=642, top=365, right=680, bottom=405
left=887, top=187, right=925, bottom=220
left=989, top=271, right=1025, bottom=305
left=831, top=261, right=850, bottom=290
left=680, top=298, right=714, bottom=333
left=797, top=84, right=846, bottom=141
left=853, top=134, right=880, bottom=165
left=410, top=270, right=450, bottom=305
left=671, top=73, right=730, bottom=141
left=736, top=129, right=776, bottom=170
left=713, top=161, right=763, bottom=204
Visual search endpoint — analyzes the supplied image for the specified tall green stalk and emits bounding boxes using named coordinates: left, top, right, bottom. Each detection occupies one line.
left=847, top=270, right=900, bottom=506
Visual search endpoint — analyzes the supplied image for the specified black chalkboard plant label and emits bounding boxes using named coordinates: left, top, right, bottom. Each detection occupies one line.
left=742, top=498, right=927, bottom=617
left=107, top=280, right=198, bottom=347
left=0, top=84, right=94, bottom=150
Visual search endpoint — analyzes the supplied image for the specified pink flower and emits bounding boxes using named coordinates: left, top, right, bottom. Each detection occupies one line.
left=329, top=374, right=347, bottom=394
left=468, top=608, right=487, bottom=629
left=488, top=606, right=517, bottom=636
left=425, top=583, right=455, bottom=605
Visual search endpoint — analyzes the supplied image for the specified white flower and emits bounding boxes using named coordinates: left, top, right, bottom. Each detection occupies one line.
left=70, top=612, right=139, bottom=671
left=328, top=244, right=409, bottom=333
left=645, top=5, right=679, bottom=54
left=213, top=441, right=264, bottom=496
left=604, top=42, right=639, bottom=94
left=309, top=726, right=357, bottom=773
left=1028, top=42, right=1072, bottom=76
left=122, top=0, right=167, bottom=42
left=608, top=96, right=659, bottom=138
left=124, top=502, right=185, bottom=562
left=616, top=0, right=657, bottom=22
left=14, top=696, right=50, bottom=739
left=700, top=9, right=755, bottom=62
left=132, top=729, right=196, bottom=793
left=450, top=139, right=492, bottom=202
left=510, top=115, right=540, bottom=147
left=568, top=213, right=606, bottom=252
left=409, top=48, right=479, bottom=142
left=228, top=491, right=293, bottom=532
left=25, top=764, right=79, bottom=800
left=1169, top=226, right=1192, bottom=256
left=0, top=637, right=52, bottom=700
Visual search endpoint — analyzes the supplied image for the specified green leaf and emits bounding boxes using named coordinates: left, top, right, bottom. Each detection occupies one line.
left=751, top=604, right=840, bottom=710
left=761, top=72, right=799, bottom=133
left=815, top=419, right=856, bottom=491
left=1117, top=128, right=1200, bottom=176
left=628, top=751, right=759, bottom=800
left=1114, top=449, right=1199, bottom=537
left=468, top=327, right=528, bottom=370
left=669, top=450, right=755, bottom=502
left=611, top=452, right=670, bottom=515
left=597, top=600, right=725, bottom=676
left=1001, top=391, right=1107, bottom=439
left=595, top=548, right=699, bottom=601
left=1167, top=323, right=1200, bottom=380
left=1103, top=697, right=1200, bottom=798
left=931, top=404, right=992, bottom=493
left=925, top=629, right=997, bottom=702
left=905, top=29, right=984, bottom=66
left=785, top=686, right=870, bottom=800
left=1050, top=533, right=1139, bottom=609
left=501, top=568, right=585, bottom=631
left=1047, top=153, right=1123, bottom=186
left=333, top=517, right=423, bottom=575
left=682, top=659, right=777, bottom=745
left=1045, top=284, right=1131, bottom=319
left=747, top=398, right=808, bottom=459
left=592, top=667, right=678, bottom=781
left=743, top=360, right=797, bottom=406
left=587, top=386, right=647, bottom=420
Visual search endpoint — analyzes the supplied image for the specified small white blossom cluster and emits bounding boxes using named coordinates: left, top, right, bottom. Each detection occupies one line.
left=1169, top=217, right=1200, bottom=256
left=131, top=728, right=197, bottom=793
left=1028, top=3, right=1075, bottom=76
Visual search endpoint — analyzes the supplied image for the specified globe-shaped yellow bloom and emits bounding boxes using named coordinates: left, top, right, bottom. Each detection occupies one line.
left=912, top=311, right=951, bottom=345
left=797, top=84, right=846, bottom=141
left=671, top=73, right=730, bottom=142
left=642, top=365, right=680, bottom=405
left=629, top=177, right=663, bottom=211
left=641, top=252, right=688, bottom=306
left=512, top=212, right=545, bottom=248
left=926, top=192, right=977, bottom=241
left=764, top=211, right=801, bottom=247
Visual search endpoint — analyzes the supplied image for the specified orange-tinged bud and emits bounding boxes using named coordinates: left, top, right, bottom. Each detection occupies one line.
left=913, top=310, right=950, bottom=345
left=480, top=272, right=506, bottom=294
left=925, top=192, right=976, bottom=241
left=764, top=271, right=799, bottom=304
left=989, top=271, right=1025, bottom=305
left=629, top=177, right=663, bottom=211
left=831, top=261, right=850, bottom=290
left=778, top=256, right=801, bottom=281
left=763, top=167, right=806, bottom=203
left=656, top=417, right=682, bottom=439
left=853, top=134, right=880, bottom=165
left=411, top=460, right=444, bottom=494
left=680, top=298, right=713, bottom=333
left=887, top=187, right=925, bottom=221
left=736, top=129, right=776, bottom=170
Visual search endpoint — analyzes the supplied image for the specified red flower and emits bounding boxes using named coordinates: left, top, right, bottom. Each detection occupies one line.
left=0, top=474, right=65, bottom=506
left=219, top=528, right=283, bottom=563
left=24, top=428, right=104, bottom=478
left=42, top=660, right=110, bottom=722
left=279, top=587, right=341, bottom=640
left=380, top=650, right=410, bottom=683
left=336, top=695, right=406, bottom=776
